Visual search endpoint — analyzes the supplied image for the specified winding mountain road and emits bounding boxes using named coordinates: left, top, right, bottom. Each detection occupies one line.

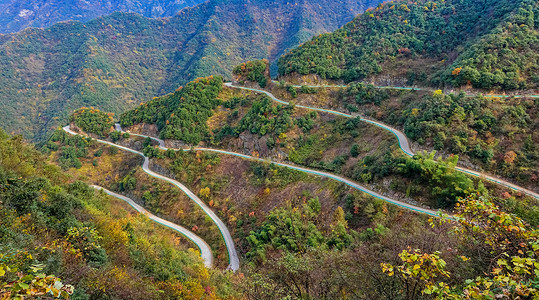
left=225, top=83, right=539, bottom=201
left=63, top=126, right=240, bottom=271
left=116, top=124, right=441, bottom=217
left=90, top=185, right=213, bottom=268
left=271, top=80, right=539, bottom=98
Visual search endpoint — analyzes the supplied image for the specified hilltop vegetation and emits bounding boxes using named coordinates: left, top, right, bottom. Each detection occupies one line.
left=120, top=76, right=224, bottom=144
left=70, top=107, right=114, bottom=137
left=233, top=59, right=270, bottom=88
left=278, top=0, right=539, bottom=91
left=0, top=0, right=383, bottom=141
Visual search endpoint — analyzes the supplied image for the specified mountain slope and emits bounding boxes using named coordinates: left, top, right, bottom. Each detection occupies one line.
left=0, top=128, right=238, bottom=299
left=278, top=0, right=539, bottom=91
left=0, top=0, right=383, bottom=141
left=0, top=0, right=206, bottom=33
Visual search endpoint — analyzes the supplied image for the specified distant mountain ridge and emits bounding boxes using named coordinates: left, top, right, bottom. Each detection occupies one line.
left=0, top=0, right=207, bottom=33
left=0, top=0, right=383, bottom=141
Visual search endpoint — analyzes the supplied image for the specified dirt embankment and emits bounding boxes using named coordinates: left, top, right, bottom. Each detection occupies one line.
left=124, top=123, right=159, bottom=137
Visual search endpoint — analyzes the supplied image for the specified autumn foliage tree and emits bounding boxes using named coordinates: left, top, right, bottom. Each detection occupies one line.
left=233, top=60, right=269, bottom=88
left=382, top=194, right=539, bottom=299
left=70, top=107, right=114, bottom=137
left=1, top=260, right=74, bottom=299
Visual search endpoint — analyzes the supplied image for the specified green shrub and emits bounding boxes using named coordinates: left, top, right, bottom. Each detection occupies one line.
left=70, top=107, right=114, bottom=137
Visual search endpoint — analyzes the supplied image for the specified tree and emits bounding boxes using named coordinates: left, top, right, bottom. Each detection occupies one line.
left=503, top=151, right=517, bottom=164
left=382, top=194, right=539, bottom=299
left=110, top=130, right=121, bottom=142
left=381, top=248, right=450, bottom=300
left=350, top=144, right=360, bottom=157
left=398, top=151, right=474, bottom=207
left=70, top=107, right=114, bottom=137
left=233, top=60, right=269, bottom=88
left=199, top=187, right=211, bottom=199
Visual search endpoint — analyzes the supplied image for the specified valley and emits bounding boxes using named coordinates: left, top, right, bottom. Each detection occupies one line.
left=1, top=0, right=539, bottom=298
left=0, top=0, right=382, bottom=141
left=41, top=70, right=538, bottom=297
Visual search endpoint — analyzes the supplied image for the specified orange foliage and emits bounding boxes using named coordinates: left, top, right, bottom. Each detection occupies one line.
left=503, top=151, right=517, bottom=164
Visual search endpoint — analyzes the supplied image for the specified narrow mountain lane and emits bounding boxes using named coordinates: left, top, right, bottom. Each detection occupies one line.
left=271, top=80, right=539, bottom=98
left=63, top=126, right=240, bottom=271
left=90, top=185, right=213, bottom=268
left=226, top=83, right=539, bottom=200
left=116, top=125, right=441, bottom=217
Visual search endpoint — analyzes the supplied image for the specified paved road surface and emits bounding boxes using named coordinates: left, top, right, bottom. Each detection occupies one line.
left=90, top=185, right=213, bottom=268
left=226, top=83, right=539, bottom=200
left=270, top=80, right=539, bottom=98
left=63, top=126, right=240, bottom=271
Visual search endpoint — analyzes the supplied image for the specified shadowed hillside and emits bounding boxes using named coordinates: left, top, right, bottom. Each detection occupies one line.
left=0, top=0, right=382, bottom=141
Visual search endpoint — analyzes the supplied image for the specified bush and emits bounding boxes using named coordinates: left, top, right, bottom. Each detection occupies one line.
left=70, top=107, right=114, bottom=137
left=110, top=130, right=121, bottom=142
left=233, top=60, right=269, bottom=88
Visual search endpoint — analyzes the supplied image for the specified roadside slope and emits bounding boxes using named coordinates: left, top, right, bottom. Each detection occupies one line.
left=63, top=125, right=240, bottom=271
left=225, top=83, right=539, bottom=201
left=90, top=185, right=213, bottom=268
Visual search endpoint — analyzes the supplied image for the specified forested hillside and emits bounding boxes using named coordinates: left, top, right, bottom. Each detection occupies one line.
left=2, top=0, right=539, bottom=297
left=0, top=0, right=206, bottom=33
left=98, top=73, right=539, bottom=298
left=0, top=129, right=238, bottom=299
left=0, top=0, right=382, bottom=141
left=278, top=0, right=539, bottom=91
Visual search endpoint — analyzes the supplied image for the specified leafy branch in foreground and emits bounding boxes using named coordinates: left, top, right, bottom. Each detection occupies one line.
left=1, top=256, right=74, bottom=299
left=382, top=194, right=539, bottom=299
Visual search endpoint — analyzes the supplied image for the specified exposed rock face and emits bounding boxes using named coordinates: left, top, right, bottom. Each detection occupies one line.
left=237, top=131, right=287, bottom=161
left=125, top=123, right=159, bottom=138
left=165, top=139, right=189, bottom=149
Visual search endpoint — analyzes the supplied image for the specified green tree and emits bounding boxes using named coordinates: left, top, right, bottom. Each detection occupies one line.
left=70, top=107, right=114, bottom=137
left=350, top=144, right=360, bottom=157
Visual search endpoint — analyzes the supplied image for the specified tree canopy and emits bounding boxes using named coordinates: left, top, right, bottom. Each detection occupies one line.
left=70, top=107, right=114, bottom=137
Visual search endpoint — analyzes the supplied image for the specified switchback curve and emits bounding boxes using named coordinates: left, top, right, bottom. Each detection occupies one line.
left=225, top=82, right=539, bottom=200
left=116, top=125, right=441, bottom=217
left=63, top=126, right=240, bottom=271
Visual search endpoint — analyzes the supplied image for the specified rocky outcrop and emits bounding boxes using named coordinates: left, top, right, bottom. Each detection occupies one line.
left=165, top=139, right=190, bottom=149
left=125, top=123, right=159, bottom=137
left=236, top=131, right=288, bottom=161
